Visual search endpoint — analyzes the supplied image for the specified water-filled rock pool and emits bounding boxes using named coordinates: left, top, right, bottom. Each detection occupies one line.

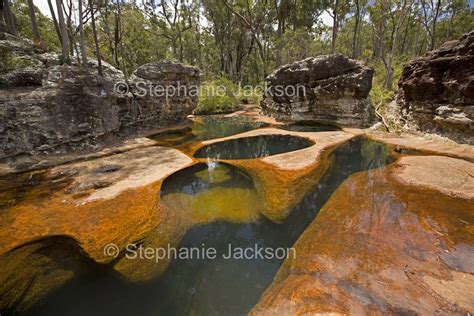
left=0, top=116, right=472, bottom=315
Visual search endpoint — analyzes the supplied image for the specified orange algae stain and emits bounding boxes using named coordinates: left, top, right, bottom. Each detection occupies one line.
left=252, top=164, right=474, bottom=315
left=0, top=177, right=170, bottom=266
left=220, top=149, right=335, bottom=223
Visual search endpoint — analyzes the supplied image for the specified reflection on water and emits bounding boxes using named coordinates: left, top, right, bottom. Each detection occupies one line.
left=0, top=171, right=72, bottom=210
left=148, top=116, right=269, bottom=148
left=194, top=134, right=314, bottom=160
left=279, top=121, right=341, bottom=132
left=0, top=236, right=105, bottom=314
left=20, top=138, right=394, bottom=316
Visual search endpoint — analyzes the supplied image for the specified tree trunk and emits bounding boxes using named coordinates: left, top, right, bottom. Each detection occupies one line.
left=78, top=0, right=87, bottom=67
left=27, top=0, right=42, bottom=48
left=385, top=0, right=410, bottom=90
left=89, top=0, right=102, bottom=76
left=430, top=0, right=441, bottom=50
left=352, top=0, right=360, bottom=59
left=178, top=33, right=184, bottom=63
left=445, top=8, right=455, bottom=41
left=414, top=22, right=421, bottom=56
left=113, top=7, right=121, bottom=67
left=331, top=0, right=339, bottom=54
left=3, top=0, right=16, bottom=36
left=171, top=37, right=178, bottom=60
left=64, top=0, right=74, bottom=56
left=56, top=0, right=69, bottom=63
left=0, top=1, right=6, bottom=35
left=47, top=0, right=61, bottom=46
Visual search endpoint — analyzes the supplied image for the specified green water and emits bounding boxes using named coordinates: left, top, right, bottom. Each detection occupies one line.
left=160, top=163, right=262, bottom=224
left=148, top=116, right=269, bottom=148
left=10, top=137, right=395, bottom=316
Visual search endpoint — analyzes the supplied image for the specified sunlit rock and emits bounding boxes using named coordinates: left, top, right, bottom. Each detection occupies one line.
left=392, top=155, right=474, bottom=199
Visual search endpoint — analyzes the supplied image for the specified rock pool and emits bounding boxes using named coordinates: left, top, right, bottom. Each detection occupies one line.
left=0, top=118, right=472, bottom=315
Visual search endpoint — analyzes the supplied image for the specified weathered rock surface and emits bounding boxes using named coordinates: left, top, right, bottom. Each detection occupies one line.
left=0, top=35, right=201, bottom=168
left=0, top=236, right=99, bottom=313
left=366, top=131, right=474, bottom=162
left=53, top=145, right=193, bottom=202
left=261, top=54, right=375, bottom=127
left=398, top=31, right=474, bottom=144
left=127, top=61, right=201, bottom=129
left=393, top=155, right=474, bottom=199
left=251, top=155, right=474, bottom=315
left=0, top=146, right=193, bottom=292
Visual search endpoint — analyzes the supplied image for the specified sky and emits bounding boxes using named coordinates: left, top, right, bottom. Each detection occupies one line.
left=35, top=0, right=53, bottom=17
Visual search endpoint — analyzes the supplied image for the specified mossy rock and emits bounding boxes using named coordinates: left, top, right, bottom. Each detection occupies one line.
left=0, top=46, right=13, bottom=73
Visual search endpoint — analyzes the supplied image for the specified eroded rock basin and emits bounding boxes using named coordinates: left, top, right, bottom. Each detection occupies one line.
left=0, top=116, right=473, bottom=315
left=194, top=134, right=314, bottom=160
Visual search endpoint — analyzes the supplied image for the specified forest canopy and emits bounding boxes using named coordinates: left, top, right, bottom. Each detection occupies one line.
left=2, top=0, right=473, bottom=104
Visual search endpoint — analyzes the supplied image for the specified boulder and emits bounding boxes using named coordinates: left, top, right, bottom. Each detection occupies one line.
left=261, top=54, right=375, bottom=127
left=0, top=36, right=201, bottom=167
left=398, top=31, right=474, bottom=144
left=127, top=61, right=202, bottom=129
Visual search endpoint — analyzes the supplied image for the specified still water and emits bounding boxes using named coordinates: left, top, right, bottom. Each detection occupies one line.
left=20, top=137, right=394, bottom=316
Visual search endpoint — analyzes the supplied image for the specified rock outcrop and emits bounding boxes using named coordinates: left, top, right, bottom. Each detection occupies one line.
left=127, top=61, right=201, bottom=129
left=0, top=34, right=201, bottom=166
left=398, top=31, right=474, bottom=144
left=261, top=54, right=375, bottom=127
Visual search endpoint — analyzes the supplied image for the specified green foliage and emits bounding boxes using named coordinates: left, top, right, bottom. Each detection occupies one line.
left=370, top=82, right=395, bottom=108
left=368, top=59, right=407, bottom=107
left=195, top=78, right=240, bottom=115
left=11, top=0, right=60, bottom=51
left=0, top=47, right=13, bottom=73
left=93, top=6, right=169, bottom=76
left=237, top=85, right=263, bottom=105
left=6, top=0, right=474, bottom=112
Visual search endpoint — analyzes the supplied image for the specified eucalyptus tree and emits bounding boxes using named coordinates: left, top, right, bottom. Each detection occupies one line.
left=222, top=0, right=275, bottom=80
left=78, top=0, right=87, bottom=67
left=56, top=0, right=70, bottom=63
left=27, top=0, right=41, bottom=47
left=89, top=0, right=102, bottom=75
left=326, top=0, right=351, bottom=53
left=0, top=0, right=6, bottom=34
left=420, top=0, right=443, bottom=50
left=3, top=0, right=17, bottom=35
left=143, top=0, right=194, bottom=62
left=47, top=0, right=61, bottom=45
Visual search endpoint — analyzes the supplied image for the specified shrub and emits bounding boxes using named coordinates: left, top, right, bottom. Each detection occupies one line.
left=195, top=77, right=240, bottom=115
